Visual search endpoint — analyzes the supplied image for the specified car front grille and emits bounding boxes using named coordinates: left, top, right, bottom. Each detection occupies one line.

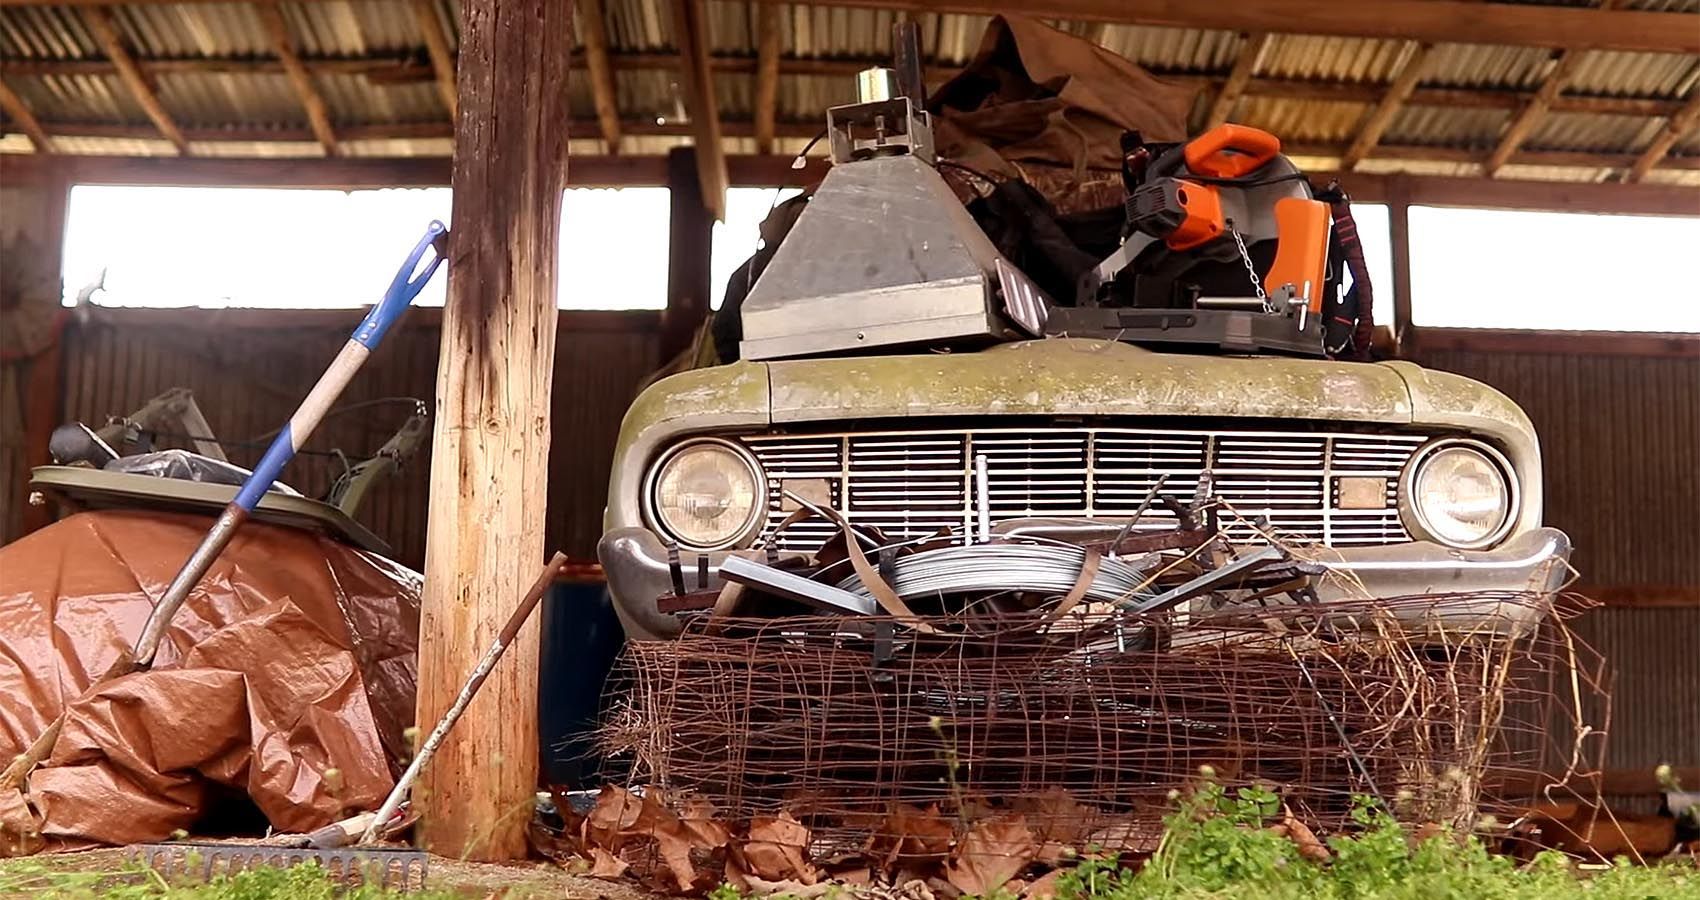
left=742, top=426, right=1427, bottom=554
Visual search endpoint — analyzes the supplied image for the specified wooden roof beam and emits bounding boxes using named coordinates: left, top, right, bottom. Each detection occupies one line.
left=7, top=0, right=1695, bottom=54
left=0, top=77, right=53, bottom=152
left=1626, top=88, right=1700, bottom=184
left=1340, top=41, right=1435, bottom=172
left=1484, top=0, right=1627, bottom=178
left=578, top=0, right=623, bottom=153
left=256, top=3, right=337, bottom=155
left=670, top=0, right=727, bottom=220
left=410, top=0, right=457, bottom=119
left=80, top=7, right=189, bottom=154
left=1204, top=32, right=1269, bottom=130
left=753, top=3, right=782, bottom=156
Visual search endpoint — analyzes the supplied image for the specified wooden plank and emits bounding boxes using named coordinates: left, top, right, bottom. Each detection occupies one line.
left=1483, top=1, right=1628, bottom=178
left=0, top=77, right=52, bottom=152
left=1204, top=32, right=1268, bottom=130
left=8, top=0, right=1695, bottom=53
left=79, top=7, right=189, bottom=155
left=670, top=0, right=727, bottom=220
left=1413, top=328, right=1700, bottom=359
left=577, top=0, right=623, bottom=153
left=410, top=0, right=458, bottom=119
left=1387, top=186, right=1413, bottom=355
left=1341, top=42, right=1435, bottom=172
left=661, top=146, right=714, bottom=361
left=415, top=0, right=570, bottom=863
left=753, top=2, right=783, bottom=156
left=752, top=0, right=1700, bottom=55
left=3, top=50, right=1691, bottom=120
left=1628, top=89, right=1700, bottom=184
left=255, top=3, right=338, bottom=155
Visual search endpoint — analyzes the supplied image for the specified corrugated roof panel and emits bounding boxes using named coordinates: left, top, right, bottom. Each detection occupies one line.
left=605, top=0, right=669, bottom=53
left=1257, top=35, right=1409, bottom=84
left=110, top=3, right=266, bottom=58
left=341, top=136, right=453, bottom=157
left=190, top=138, right=323, bottom=157
left=155, top=72, right=302, bottom=127
left=1424, top=43, right=1552, bottom=90
left=1493, top=162, right=1613, bottom=182
left=1623, top=0, right=1700, bottom=12
left=615, top=68, right=680, bottom=121
left=316, top=74, right=444, bottom=124
left=33, top=134, right=175, bottom=156
left=0, top=6, right=99, bottom=59
left=1567, top=51, right=1699, bottom=97
left=704, top=0, right=754, bottom=56
left=11, top=73, right=145, bottom=125
left=1234, top=96, right=1367, bottom=144
left=712, top=70, right=755, bottom=121
left=927, top=13, right=993, bottom=65
left=1098, top=24, right=1238, bottom=74
left=1353, top=157, right=1477, bottom=178
left=1383, top=106, right=1509, bottom=148
left=1529, top=111, right=1663, bottom=151
left=780, top=72, right=855, bottom=123
left=1644, top=168, right=1700, bottom=186
left=0, top=136, right=34, bottom=153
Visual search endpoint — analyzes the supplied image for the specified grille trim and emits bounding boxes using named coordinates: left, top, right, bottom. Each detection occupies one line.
left=744, top=427, right=1429, bottom=554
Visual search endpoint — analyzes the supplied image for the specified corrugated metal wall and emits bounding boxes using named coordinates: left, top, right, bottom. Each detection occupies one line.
left=51, top=307, right=658, bottom=568
left=1415, top=347, right=1700, bottom=784
left=1416, top=349, right=1700, bottom=587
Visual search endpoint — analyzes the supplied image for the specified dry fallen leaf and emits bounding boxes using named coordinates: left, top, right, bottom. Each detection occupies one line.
left=945, top=814, right=1038, bottom=896
left=736, top=810, right=819, bottom=885
left=588, top=847, right=630, bottom=879
left=679, top=796, right=732, bottom=850
left=867, top=802, right=956, bottom=871
left=583, top=786, right=645, bottom=850
left=1282, top=813, right=1331, bottom=862
left=1022, top=868, right=1065, bottom=899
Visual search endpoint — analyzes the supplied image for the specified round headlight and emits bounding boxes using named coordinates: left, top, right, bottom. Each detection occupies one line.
left=1402, top=439, right=1517, bottom=549
left=645, top=439, right=764, bottom=551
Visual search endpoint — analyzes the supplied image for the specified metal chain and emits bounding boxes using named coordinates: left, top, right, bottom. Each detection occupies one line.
left=1226, top=220, right=1272, bottom=312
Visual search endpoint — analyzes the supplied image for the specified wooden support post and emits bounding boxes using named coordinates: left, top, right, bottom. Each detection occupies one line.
left=671, top=0, right=728, bottom=221
left=1341, top=42, right=1435, bottom=172
left=411, top=0, right=459, bottom=120
left=416, top=0, right=570, bottom=863
left=256, top=3, right=339, bottom=156
left=1387, top=181, right=1415, bottom=357
left=0, top=78, right=53, bottom=153
left=1204, top=33, right=1269, bottom=131
left=80, top=7, right=190, bottom=155
left=661, top=146, right=713, bottom=362
left=753, top=3, right=782, bottom=156
left=578, top=0, right=623, bottom=153
left=0, top=164, right=70, bottom=537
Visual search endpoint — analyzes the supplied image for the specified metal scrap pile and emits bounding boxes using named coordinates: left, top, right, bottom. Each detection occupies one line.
left=591, top=482, right=1599, bottom=881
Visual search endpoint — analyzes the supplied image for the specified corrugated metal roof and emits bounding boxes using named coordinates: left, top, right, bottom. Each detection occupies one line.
left=0, top=1, right=1696, bottom=184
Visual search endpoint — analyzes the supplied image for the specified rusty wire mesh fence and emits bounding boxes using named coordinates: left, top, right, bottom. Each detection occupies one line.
left=598, top=592, right=1606, bottom=852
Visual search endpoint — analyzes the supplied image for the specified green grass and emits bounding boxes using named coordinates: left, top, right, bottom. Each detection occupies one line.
left=1046, top=784, right=1700, bottom=900
left=0, top=858, right=463, bottom=899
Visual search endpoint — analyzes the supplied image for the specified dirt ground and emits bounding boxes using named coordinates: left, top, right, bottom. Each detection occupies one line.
left=0, top=844, right=661, bottom=899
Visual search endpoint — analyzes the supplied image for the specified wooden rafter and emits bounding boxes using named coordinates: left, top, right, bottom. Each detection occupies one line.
left=753, top=3, right=783, bottom=156
left=410, top=0, right=457, bottom=119
left=0, top=77, right=52, bottom=152
left=1484, top=0, right=1626, bottom=178
left=1204, top=32, right=1269, bottom=130
left=25, top=118, right=1700, bottom=175
left=578, top=0, right=623, bottom=153
left=1627, top=88, right=1700, bottom=183
left=1340, top=42, right=1435, bottom=172
left=670, top=0, right=727, bottom=220
left=7, top=0, right=1697, bottom=54
left=80, top=7, right=189, bottom=154
left=3, top=51, right=1692, bottom=120
left=255, top=3, right=337, bottom=155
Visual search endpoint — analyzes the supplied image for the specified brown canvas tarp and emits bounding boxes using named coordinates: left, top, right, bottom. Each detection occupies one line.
left=931, top=15, right=1198, bottom=194
left=0, top=509, right=419, bottom=853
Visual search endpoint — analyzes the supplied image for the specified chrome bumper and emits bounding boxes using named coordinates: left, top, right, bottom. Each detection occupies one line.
left=598, top=527, right=1572, bottom=642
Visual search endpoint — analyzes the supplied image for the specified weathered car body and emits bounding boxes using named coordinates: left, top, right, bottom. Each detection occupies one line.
left=599, top=338, right=1570, bottom=640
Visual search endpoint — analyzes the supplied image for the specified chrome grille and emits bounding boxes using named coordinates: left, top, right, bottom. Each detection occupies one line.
left=743, top=427, right=1427, bottom=553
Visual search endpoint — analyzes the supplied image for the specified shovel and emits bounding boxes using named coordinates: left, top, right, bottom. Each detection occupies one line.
left=1, top=221, right=449, bottom=793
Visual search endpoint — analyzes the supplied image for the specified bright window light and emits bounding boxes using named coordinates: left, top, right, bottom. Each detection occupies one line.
left=711, top=187, right=804, bottom=309
left=1409, top=206, right=1700, bottom=332
left=61, top=184, right=671, bottom=310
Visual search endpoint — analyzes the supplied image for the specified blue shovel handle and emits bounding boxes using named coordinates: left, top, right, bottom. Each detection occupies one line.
left=354, top=219, right=448, bottom=349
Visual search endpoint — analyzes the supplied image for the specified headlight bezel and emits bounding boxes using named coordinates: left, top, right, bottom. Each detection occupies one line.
left=1398, top=437, right=1519, bottom=550
left=642, top=437, right=767, bottom=552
